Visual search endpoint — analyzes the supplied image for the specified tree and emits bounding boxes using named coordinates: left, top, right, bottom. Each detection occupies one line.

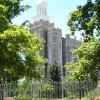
left=47, top=60, right=61, bottom=82
left=65, top=0, right=100, bottom=82
left=65, top=41, right=100, bottom=81
left=0, top=0, right=30, bottom=33
left=0, top=0, right=46, bottom=82
left=0, top=24, right=46, bottom=81
left=67, top=0, right=100, bottom=41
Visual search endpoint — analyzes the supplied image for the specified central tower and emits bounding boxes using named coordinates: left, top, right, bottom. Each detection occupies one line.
left=30, top=0, right=63, bottom=77
left=32, top=0, right=50, bottom=22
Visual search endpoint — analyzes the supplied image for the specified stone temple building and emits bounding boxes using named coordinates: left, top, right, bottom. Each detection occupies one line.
left=29, top=0, right=81, bottom=76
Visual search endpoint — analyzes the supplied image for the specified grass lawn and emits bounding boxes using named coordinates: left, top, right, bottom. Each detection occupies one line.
left=33, top=98, right=79, bottom=100
left=33, top=98, right=63, bottom=100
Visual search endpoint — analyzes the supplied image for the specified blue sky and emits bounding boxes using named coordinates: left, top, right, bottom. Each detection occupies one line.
left=12, top=0, right=87, bottom=39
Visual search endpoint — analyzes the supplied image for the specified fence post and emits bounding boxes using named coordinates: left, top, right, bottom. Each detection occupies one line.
left=0, top=89, right=4, bottom=100
left=79, top=81, right=81, bottom=99
left=62, top=81, right=64, bottom=99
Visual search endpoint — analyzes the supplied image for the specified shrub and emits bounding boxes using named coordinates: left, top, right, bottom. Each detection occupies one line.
left=80, top=89, right=100, bottom=100
left=41, top=84, right=55, bottom=99
left=14, top=96, right=32, bottom=100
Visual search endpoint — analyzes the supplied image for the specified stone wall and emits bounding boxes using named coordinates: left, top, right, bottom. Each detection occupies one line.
left=29, top=19, right=81, bottom=76
left=62, top=34, right=81, bottom=65
left=47, top=27, right=62, bottom=65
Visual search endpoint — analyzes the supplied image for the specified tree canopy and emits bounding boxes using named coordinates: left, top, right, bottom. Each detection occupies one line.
left=65, top=41, right=100, bottom=81
left=67, top=0, right=100, bottom=41
left=0, top=0, right=45, bottom=81
left=0, top=0, right=30, bottom=33
left=66, top=0, right=100, bottom=81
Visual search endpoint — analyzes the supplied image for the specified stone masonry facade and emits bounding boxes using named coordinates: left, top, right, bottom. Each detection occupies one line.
left=29, top=19, right=81, bottom=75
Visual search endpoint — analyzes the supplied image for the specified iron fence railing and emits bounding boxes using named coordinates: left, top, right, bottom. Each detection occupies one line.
left=0, top=80, right=99, bottom=100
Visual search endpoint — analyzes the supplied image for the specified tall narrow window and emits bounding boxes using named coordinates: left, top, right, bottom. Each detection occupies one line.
left=77, top=55, right=80, bottom=61
left=40, top=7, right=41, bottom=14
left=41, top=7, right=42, bottom=14
left=49, top=49, right=52, bottom=63
left=45, top=9, right=47, bottom=15
left=49, top=37, right=50, bottom=42
left=37, top=8, right=39, bottom=14
left=57, top=53, right=61, bottom=64
left=35, top=30, right=38, bottom=34
left=70, top=51, right=74, bottom=62
left=37, top=8, right=38, bottom=14
left=42, top=7, right=44, bottom=14
left=41, top=7, right=42, bottom=13
left=48, top=36, right=52, bottom=42
left=43, top=7, right=45, bottom=14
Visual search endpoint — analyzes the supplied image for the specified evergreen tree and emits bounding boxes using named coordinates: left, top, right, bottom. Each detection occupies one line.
left=48, top=60, right=61, bottom=82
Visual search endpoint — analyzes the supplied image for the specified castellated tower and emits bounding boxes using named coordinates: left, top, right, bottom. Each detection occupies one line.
left=29, top=19, right=63, bottom=75
left=29, top=19, right=55, bottom=74
left=30, top=0, right=52, bottom=60
left=29, top=19, right=54, bottom=59
left=47, top=28, right=62, bottom=66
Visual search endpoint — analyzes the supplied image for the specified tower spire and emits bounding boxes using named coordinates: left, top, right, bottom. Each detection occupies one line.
left=36, top=0, right=47, bottom=15
left=32, top=0, right=50, bottom=22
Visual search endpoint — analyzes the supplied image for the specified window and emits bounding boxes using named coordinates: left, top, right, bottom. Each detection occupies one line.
left=42, top=7, right=44, bottom=14
left=70, top=51, right=74, bottom=62
left=49, top=49, right=52, bottom=63
left=48, top=36, right=52, bottom=42
left=41, top=7, right=42, bottom=13
left=45, top=9, right=47, bottom=15
left=77, top=55, right=80, bottom=61
left=40, top=7, right=41, bottom=14
left=35, top=30, right=38, bottom=34
left=59, top=49, right=62, bottom=64
left=37, top=8, right=39, bottom=14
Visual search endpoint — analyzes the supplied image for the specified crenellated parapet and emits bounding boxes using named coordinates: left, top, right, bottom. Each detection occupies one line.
left=29, top=19, right=54, bottom=28
left=48, top=27, right=62, bottom=33
left=64, top=34, right=81, bottom=47
left=62, top=34, right=81, bottom=64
